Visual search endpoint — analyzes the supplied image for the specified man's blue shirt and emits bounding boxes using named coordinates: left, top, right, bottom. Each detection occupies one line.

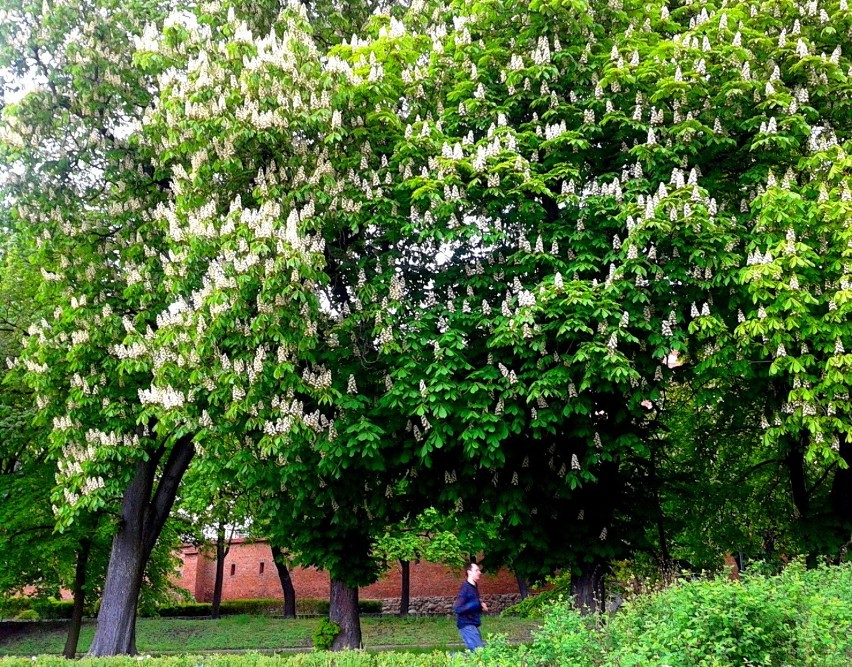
left=453, top=580, right=482, bottom=628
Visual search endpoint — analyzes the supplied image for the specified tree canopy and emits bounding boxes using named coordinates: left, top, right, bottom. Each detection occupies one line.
left=1, top=0, right=851, bottom=652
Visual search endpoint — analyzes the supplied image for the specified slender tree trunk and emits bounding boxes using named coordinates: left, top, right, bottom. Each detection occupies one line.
left=515, top=573, right=530, bottom=600
left=272, top=545, right=296, bottom=618
left=88, top=436, right=194, bottom=656
left=398, top=559, right=410, bottom=616
left=572, top=561, right=606, bottom=615
left=63, top=537, right=91, bottom=659
left=649, top=445, right=674, bottom=579
left=830, top=439, right=852, bottom=525
left=329, top=578, right=361, bottom=650
left=211, top=524, right=229, bottom=619
left=787, top=436, right=810, bottom=520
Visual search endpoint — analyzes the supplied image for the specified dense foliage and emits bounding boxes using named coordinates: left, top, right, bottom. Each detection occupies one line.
left=468, top=561, right=852, bottom=666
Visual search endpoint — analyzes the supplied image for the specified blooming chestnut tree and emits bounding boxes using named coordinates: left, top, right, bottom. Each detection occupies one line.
left=3, top=0, right=851, bottom=651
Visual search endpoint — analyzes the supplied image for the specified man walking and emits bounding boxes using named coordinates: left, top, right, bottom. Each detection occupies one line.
left=454, top=561, right=488, bottom=651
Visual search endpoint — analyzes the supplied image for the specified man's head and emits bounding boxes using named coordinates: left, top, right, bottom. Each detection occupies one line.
left=465, top=562, right=482, bottom=585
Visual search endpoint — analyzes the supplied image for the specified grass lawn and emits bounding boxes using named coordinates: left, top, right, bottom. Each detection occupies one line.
left=0, top=615, right=540, bottom=656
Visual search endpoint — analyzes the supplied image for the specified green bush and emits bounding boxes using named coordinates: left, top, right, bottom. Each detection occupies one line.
left=502, top=572, right=571, bottom=618
left=0, top=597, right=32, bottom=620
left=13, top=609, right=39, bottom=621
left=311, top=618, right=340, bottom=651
left=360, top=600, right=383, bottom=614
left=295, top=599, right=328, bottom=616
left=309, top=600, right=383, bottom=616
left=156, top=602, right=213, bottom=617
left=30, top=600, right=74, bottom=620
left=1, top=598, right=74, bottom=621
left=606, top=561, right=852, bottom=666
left=220, top=599, right=282, bottom=616
left=153, top=598, right=382, bottom=618
left=478, top=561, right=852, bottom=667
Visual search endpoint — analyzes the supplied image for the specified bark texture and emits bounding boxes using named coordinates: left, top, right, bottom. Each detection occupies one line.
left=398, top=559, right=410, bottom=616
left=572, top=561, right=606, bottom=615
left=63, top=538, right=91, bottom=659
left=272, top=545, right=297, bottom=618
left=515, top=573, right=530, bottom=600
left=88, top=436, right=194, bottom=656
left=329, top=578, right=361, bottom=650
left=211, top=524, right=230, bottom=619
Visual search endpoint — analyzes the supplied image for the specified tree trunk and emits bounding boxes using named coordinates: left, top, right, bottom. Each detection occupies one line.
left=398, top=559, right=410, bottom=616
left=830, top=439, right=852, bottom=526
left=572, top=561, right=606, bottom=615
left=211, top=523, right=229, bottom=619
left=329, top=578, right=361, bottom=650
left=515, top=573, right=530, bottom=600
left=272, top=545, right=296, bottom=618
left=787, top=436, right=810, bottom=520
left=63, top=537, right=91, bottom=659
left=88, top=436, right=194, bottom=656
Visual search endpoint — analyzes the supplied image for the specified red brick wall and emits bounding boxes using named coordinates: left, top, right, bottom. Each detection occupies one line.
left=175, top=539, right=520, bottom=603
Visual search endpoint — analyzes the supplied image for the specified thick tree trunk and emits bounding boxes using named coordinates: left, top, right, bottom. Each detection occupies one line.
left=329, top=578, right=361, bottom=650
left=515, top=573, right=530, bottom=600
left=63, top=538, right=91, bottom=659
left=272, top=545, right=296, bottom=618
left=572, top=561, right=606, bottom=615
left=88, top=436, right=194, bottom=656
left=211, top=524, right=229, bottom=619
left=398, top=559, right=410, bottom=616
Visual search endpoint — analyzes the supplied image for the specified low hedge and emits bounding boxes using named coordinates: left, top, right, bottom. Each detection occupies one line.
left=311, top=600, right=383, bottom=616
left=155, top=598, right=383, bottom=617
left=0, top=599, right=75, bottom=621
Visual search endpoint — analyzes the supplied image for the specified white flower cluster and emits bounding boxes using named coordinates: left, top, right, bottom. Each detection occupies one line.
left=84, top=429, right=139, bottom=447
left=80, top=475, right=106, bottom=495
left=111, top=340, right=149, bottom=359
left=303, top=365, right=333, bottom=389
left=139, top=384, right=187, bottom=408
left=23, top=358, right=49, bottom=374
left=747, top=249, right=775, bottom=265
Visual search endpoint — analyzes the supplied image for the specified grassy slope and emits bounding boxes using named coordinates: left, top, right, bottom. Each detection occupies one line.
left=0, top=616, right=539, bottom=655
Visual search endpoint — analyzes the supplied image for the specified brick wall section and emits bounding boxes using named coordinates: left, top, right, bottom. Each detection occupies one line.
left=175, top=539, right=521, bottom=606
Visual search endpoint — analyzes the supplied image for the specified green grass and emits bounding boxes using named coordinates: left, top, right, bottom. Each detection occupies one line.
left=0, top=615, right=539, bottom=656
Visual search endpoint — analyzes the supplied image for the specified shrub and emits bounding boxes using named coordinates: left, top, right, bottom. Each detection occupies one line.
left=220, top=599, right=282, bottom=616
left=296, top=599, right=328, bottom=616
left=359, top=600, right=383, bottom=614
left=1, top=598, right=74, bottom=621
left=0, top=597, right=32, bottom=620
left=484, top=561, right=852, bottom=667
left=14, top=609, right=39, bottom=621
left=311, top=618, right=340, bottom=651
left=154, top=598, right=382, bottom=618
left=156, top=602, right=213, bottom=617
left=605, top=560, right=852, bottom=666
left=502, top=571, right=571, bottom=618
left=30, top=599, right=74, bottom=620
left=308, top=600, right=383, bottom=616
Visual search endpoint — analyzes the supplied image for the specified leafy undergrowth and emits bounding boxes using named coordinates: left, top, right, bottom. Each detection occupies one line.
left=464, top=561, right=852, bottom=667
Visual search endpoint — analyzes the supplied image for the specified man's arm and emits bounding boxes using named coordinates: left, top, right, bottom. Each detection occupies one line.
left=453, top=588, right=481, bottom=614
left=453, top=589, right=488, bottom=614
